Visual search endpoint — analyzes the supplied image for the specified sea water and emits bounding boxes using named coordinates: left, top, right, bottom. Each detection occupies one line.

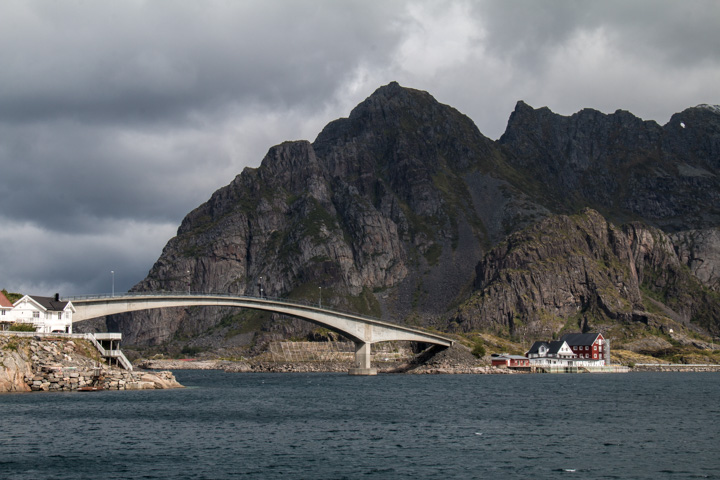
left=1, top=371, right=719, bottom=479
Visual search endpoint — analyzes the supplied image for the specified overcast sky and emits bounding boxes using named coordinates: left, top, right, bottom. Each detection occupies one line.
left=1, top=0, right=718, bottom=297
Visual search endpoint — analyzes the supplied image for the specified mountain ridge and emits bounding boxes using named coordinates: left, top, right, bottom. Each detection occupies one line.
left=85, top=82, right=720, bottom=360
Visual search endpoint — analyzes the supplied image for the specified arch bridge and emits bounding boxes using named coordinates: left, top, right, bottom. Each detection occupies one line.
left=66, top=293, right=454, bottom=375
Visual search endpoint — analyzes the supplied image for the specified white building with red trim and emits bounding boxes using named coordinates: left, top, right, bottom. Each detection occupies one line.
left=559, top=333, right=607, bottom=363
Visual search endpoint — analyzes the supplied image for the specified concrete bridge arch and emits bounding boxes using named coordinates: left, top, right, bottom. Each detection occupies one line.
left=67, top=293, right=453, bottom=375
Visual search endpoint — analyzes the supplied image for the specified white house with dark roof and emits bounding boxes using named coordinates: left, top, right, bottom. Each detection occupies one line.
left=11, top=294, right=75, bottom=333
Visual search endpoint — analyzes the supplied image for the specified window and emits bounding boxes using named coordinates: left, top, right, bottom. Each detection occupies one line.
left=1, top=310, right=5, bottom=316
left=33, top=311, right=40, bottom=318
left=58, top=312, right=62, bottom=320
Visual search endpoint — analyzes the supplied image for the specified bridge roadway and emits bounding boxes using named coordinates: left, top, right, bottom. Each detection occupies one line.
left=66, top=293, right=454, bottom=375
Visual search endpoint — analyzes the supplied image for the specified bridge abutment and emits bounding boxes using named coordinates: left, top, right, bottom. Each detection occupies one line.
left=348, top=341, right=377, bottom=376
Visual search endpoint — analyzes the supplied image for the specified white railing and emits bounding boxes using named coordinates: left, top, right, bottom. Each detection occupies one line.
left=64, top=291, right=385, bottom=322
left=82, top=333, right=133, bottom=371
left=0, top=331, right=133, bottom=371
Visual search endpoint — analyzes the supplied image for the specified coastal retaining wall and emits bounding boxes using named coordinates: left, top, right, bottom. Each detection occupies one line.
left=25, top=366, right=179, bottom=391
left=632, top=364, right=720, bottom=372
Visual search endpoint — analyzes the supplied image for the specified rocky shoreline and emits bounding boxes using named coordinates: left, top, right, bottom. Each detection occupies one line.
left=1, top=335, right=182, bottom=393
left=137, top=358, right=524, bottom=375
left=137, top=343, right=525, bottom=375
left=135, top=343, right=720, bottom=375
left=631, top=364, right=720, bottom=372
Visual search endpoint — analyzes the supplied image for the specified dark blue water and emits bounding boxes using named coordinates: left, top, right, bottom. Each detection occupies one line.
left=1, top=371, right=719, bottom=479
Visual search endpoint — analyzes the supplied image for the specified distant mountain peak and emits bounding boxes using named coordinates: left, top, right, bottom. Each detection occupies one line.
left=696, top=103, right=720, bottom=114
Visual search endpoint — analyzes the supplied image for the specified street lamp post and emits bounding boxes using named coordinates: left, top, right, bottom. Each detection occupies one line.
left=186, top=270, right=191, bottom=294
left=111, top=271, right=114, bottom=297
left=319, top=287, right=322, bottom=308
left=259, top=276, right=263, bottom=298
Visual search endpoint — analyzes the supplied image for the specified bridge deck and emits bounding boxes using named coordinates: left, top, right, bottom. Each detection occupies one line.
left=66, top=293, right=454, bottom=375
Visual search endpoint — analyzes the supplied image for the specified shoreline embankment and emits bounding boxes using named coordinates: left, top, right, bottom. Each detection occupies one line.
left=0, top=335, right=182, bottom=393
left=137, top=358, right=524, bottom=375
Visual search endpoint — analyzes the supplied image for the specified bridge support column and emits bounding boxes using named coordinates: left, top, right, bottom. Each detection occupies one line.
left=348, top=341, right=377, bottom=376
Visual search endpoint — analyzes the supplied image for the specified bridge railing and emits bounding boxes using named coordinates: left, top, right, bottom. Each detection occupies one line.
left=63, top=291, right=392, bottom=325
left=63, top=292, right=454, bottom=345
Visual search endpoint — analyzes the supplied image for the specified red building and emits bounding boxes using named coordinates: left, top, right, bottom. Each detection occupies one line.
left=559, top=333, right=607, bottom=363
left=491, top=354, right=530, bottom=368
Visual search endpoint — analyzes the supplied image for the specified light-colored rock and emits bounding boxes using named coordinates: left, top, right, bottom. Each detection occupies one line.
left=672, top=228, right=720, bottom=291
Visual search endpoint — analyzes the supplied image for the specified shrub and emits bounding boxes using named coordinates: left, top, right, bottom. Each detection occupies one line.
left=180, top=346, right=206, bottom=357
left=9, top=323, right=36, bottom=332
left=471, top=340, right=486, bottom=358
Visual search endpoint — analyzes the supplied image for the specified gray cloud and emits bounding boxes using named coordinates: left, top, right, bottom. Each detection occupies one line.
left=1, top=0, right=718, bottom=296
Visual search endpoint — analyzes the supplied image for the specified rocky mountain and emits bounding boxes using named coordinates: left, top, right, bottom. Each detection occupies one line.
left=96, top=82, right=720, bottom=356
left=452, top=209, right=720, bottom=339
left=499, top=101, right=720, bottom=230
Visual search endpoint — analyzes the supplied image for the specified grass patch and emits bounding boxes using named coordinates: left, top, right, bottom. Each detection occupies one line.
left=2, top=339, right=20, bottom=351
left=423, top=243, right=442, bottom=266
left=344, top=288, right=382, bottom=318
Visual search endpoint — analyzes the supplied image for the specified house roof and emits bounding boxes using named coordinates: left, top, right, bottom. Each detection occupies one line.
left=494, top=354, right=528, bottom=360
left=547, top=340, right=569, bottom=354
left=560, top=333, right=602, bottom=347
left=0, top=291, right=13, bottom=308
left=526, top=341, right=549, bottom=355
left=33, top=296, right=70, bottom=312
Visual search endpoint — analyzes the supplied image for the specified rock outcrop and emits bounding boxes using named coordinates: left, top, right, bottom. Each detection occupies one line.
left=671, top=228, right=720, bottom=292
left=0, top=335, right=181, bottom=393
left=452, top=209, right=720, bottom=337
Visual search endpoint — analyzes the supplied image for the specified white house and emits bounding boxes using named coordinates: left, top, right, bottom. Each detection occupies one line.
left=11, top=294, right=75, bottom=333
left=526, top=340, right=575, bottom=359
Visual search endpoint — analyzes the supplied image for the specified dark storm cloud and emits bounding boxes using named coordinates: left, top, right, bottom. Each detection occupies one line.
left=0, top=1, right=401, bottom=125
left=1, top=0, right=718, bottom=296
left=476, top=0, right=720, bottom=69
left=0, top=120, right=229, bottom=231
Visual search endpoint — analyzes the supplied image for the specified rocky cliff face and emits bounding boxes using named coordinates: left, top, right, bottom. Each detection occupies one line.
left=671, top=228, right=720, bottom=292
left=99, top=83, right=720, bottom=351
left=452, top=209, right=720, bottom=339
left=500, top=102, right=720, bottom=230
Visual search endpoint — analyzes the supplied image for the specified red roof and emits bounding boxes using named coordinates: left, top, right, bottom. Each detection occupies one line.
left=0, top=291, right=13, bottom=308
